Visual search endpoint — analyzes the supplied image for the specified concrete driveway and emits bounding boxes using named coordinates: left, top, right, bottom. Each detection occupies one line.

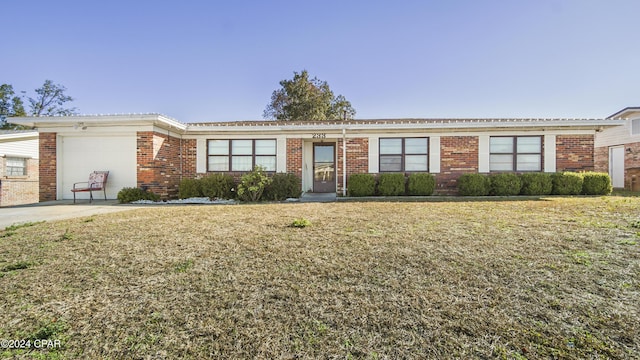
left=0, top=200, right=145, bottom=229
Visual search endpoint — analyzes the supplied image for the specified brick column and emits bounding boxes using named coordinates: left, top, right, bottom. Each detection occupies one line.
left=39, top=132, right=57, bottom=202
left=286, top=138, right=303, bottom=178
left=556, top=135, right=594, bottom=172
left=437, top=136, right=479, bottom=193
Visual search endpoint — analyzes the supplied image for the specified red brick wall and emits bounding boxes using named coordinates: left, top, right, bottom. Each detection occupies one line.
left=286, top=138, right=303, bottom=179
left=436, top=136, right=479, bottom=193
left=0, top=158, right=39, bottom=206
left=181, top=139, right=197, bottom=179
left=39, top=132, right=57, bottom=202
left=338, top=137, right=368, bottom=193
left=594, top=146, right=608, bottom=174
left=556, top=135, right=594, bottom=172
left=136, top=131, right=183, bottom=200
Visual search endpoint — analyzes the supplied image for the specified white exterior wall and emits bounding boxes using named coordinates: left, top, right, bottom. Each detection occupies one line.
left=0, top=138, right=39, bottom=158
left=595, top=116, right=640, bottom=148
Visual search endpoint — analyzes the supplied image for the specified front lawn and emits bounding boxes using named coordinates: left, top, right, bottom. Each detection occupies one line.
left=1, top=197, right=639, bottom=359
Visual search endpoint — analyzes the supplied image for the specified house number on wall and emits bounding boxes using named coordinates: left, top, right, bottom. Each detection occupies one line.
left=312, top=133, right=327, bottom=139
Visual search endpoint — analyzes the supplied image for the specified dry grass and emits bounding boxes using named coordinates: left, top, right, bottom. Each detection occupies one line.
left=1, top=197, right=639, bottom=359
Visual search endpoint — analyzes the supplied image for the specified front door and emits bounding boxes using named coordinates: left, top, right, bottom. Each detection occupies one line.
left=610, top=146, right=625, bottom=188
left=313, top=143, right=336, bottom=193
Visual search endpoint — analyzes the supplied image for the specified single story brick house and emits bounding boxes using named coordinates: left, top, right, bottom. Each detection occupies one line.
left=0, top=130, right=39, bottom=206
left=594, top=107, right=640, bottom=189
left=10, top=113, right=626, bottom=201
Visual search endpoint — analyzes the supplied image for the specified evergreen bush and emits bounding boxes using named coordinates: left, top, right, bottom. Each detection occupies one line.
left=581, top=172, right=612, bottom=195
left=117, top=187, right=160, bottom=203
left=552, top=172, right=583, bottom=195
left=407, top=173, right=435, bottom=196
left=519, top=173, right=553, bottom=195
left=457, top=173, right=490, bottom=196
left=347, top=174, right=376, bottom=197
left=377, top=173, right=406, bottom=196
left=201, top=173, right=236, bottom=199
left=264, top=173, right=302, bottom=201
left=490, top=173, right=522, bottom=196
left=178, top=178, right=202, bottom=199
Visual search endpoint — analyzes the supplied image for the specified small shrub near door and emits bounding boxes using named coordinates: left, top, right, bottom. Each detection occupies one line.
left=457, top=173, right=490, bottom=196
left=264, top=173, right=302, bottom=201
left=201, top=173, right=236, bottom=199
left=347, top=174, right=376, bottom=197
left=117, top=187, right=160, bottom=203
left=552, top=172, right=583, bottom=195
left=581, top=172, right=613, bottom=195
left=408, top=173, right=435, bottom=196
left=377, top=173, right=406, bottom=196
left=520, top=173, right=553, bottom=195
left=490, top=173, right=522, bottom=196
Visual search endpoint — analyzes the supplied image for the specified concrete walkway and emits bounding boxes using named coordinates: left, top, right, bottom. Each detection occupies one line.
left=0, top=200, right=145, bottom=229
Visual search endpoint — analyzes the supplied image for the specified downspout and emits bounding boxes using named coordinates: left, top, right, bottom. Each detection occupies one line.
left=342, top=127, right=347, bottom=197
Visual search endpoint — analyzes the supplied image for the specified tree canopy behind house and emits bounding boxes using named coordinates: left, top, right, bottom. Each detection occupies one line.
left=0, top=80, right=77, bottom=129
left=263, top=70, right=355, bottom=121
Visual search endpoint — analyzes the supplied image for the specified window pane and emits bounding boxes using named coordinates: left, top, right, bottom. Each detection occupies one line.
left=380, top=138, right=402, bottom=154
left=405, top=155, right=428, bottom=171
left=517, top=154, right=541, bottom=171
left=255, top=156, right=276, bottom=171
left=380, top=155, right=402, bottom=172
left=517, top=137, right=541, bottom=153
left=490, top=154, right=513, bottom=171
left=231, top=156, right=252, bottom=171
left=255, top=139, right=276, bottom=155
left=208, top=140, right=229, bottom=155
left=208, top=156, right=229, bottom=171
left=490, top=137, right=514, bottom=153
left=405, top=138, right=428, bottom=154
left=231, top=140, right=253, bottom=155
left=633, top=119, right=640, bottom=135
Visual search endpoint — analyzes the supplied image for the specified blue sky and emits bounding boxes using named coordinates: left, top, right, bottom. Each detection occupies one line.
left=3, top=0, right=639, bottom=122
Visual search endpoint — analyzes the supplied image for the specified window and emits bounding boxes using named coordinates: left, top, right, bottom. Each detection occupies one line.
left=207, top=139, right=276, bottom=172
left=632, top=119, right=640, bottom=135
left=379, top=137, right=428, bottom=172
left=489, top=136, right=541, bottom=172
left=5, top=157, right=27, bottom=176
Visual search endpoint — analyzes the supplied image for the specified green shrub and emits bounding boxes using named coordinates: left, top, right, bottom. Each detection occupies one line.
left=290, top=218, right=311, bottom=228
left=552, top=172, right=583, bottom=195
left=264, top=173, right=302, bottom=201
left=520, top=173, right=553, bottom=195
left=407, top=173, right=435, bottom=196
left=237, top=166, right=272, bottom=202
left=117, top=187, right=160, bottom=203
left=178, top=178, right=202, bottom=199
left=347, top=174, right=376, bottom=197
left=377, top=173, right=406, bottom=196
left=201, top=173, right=236, bottom=199
left=581, top=172, right=612, bottom=195
left=457, top=173, right=490, bottom=196
left=490, top=173, right=522, bottom=196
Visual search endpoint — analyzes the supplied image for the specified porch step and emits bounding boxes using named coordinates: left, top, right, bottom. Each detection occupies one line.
left=300, top=192, right=337, bottom=203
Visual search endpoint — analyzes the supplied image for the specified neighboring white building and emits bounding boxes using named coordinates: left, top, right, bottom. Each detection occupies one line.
left=594, top=107, right=640, bottom=189
left=0, top=130, right=39, bottom=206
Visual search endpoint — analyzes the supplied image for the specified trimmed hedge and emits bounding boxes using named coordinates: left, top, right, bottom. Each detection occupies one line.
left=347, top=174, right=376, bottom=197
left=490, top=173, right=522, bottom=196
left=377, top=173, right=406, bottom=196
left=408, top=173, right=435, bottom=196
left=581, top=172, right=612, bottom=195
left=264, top=173, right=302, bottom=201
left=520, top=172, right=553, bottom=195
left=457, top=173, right=491, bottom=196
left=117, top=187, right=160, bottom=203
left=552, top=172, right=583, bottom=195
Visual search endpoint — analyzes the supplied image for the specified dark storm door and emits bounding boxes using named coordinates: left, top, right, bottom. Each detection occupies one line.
left=313, top=143, right=336, bottom=193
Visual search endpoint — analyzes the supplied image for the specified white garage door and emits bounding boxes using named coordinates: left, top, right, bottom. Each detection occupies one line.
left=59, top=135, right=137, bottom=200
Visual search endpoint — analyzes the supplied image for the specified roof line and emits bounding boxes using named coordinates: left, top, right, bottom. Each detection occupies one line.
left=606, top=106, right=640, bottom=119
